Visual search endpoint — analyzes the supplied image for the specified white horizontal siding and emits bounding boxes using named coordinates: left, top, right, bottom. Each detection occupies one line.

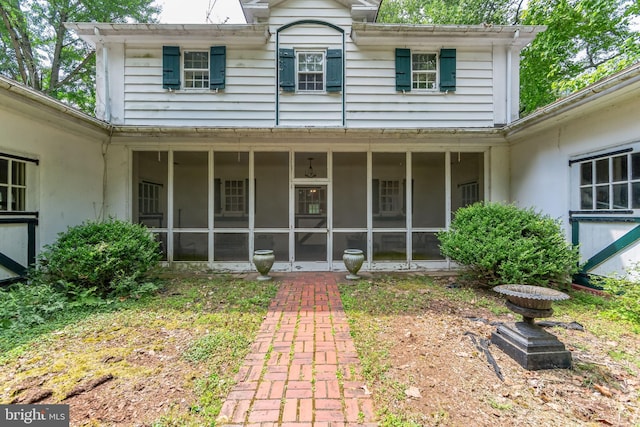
left=115, top=2, right=500, bottom=129
left=277, top=21, right=344, bottom=127
left=123, top=46, right=276, bottom=126
left=344, top=46, right=494, bottom=127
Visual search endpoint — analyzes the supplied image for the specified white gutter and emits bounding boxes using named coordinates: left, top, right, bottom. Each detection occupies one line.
left=504, top=62, right=640, bottom=137
left=0, top=75, right=110, bottom=132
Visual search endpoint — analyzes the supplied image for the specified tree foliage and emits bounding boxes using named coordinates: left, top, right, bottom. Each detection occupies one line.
left=520, top=0, right=640, bottom=114
left=0, top=0, right=159, bottom=114
left=377, top=0, right=525, bottom=25
left=378, top=0, right=640, bottom=115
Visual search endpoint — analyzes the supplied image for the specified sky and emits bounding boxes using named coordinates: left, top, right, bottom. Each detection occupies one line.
left=155, top=0, right=246, bottom=24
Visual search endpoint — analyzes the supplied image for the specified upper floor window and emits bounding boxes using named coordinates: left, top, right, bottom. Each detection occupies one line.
left=412, top=53, right=437, bottom=90
left=162, top=46, right=226, bottom=91
left=578, top=151, right=640, bottom=210
left=297, top=51, right=324, bottom=91
left=0, top=156, right=26, bottom=211
left=279, top=48, right=343, bottom=93
left=396, top=48, right=456, bottom=92
left=184, top=51, right=209, bottom=89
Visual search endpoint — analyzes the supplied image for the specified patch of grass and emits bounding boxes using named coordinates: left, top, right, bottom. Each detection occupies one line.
left=0, top=274, right=277, bottom=426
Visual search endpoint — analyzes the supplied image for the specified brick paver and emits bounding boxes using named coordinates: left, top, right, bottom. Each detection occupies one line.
left=217, top=273, right=377, bottom=426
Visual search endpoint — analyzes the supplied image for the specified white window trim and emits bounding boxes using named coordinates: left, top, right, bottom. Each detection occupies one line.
left=296, top=50, right=326, bottom=93
left=183, top=50, right=209, bottom=90
left=411, top=52, right=439, bottom=92
left=571, top=144, right=640, bottom=213
left=0, top=156, right=27, bottom=212
left=223, top=179, right=246, bottom=216
left=378, top=179, right=403, bottom=216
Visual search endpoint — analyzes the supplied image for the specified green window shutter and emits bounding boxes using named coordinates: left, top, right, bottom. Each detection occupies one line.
left=210, top=46, right=226, bottom=90
left=279, top=48, right=295, bottom=92
left=395, top=48, right=411, bottom=92
left=162, top=46, right=181, bottom=89
left=439, top=48, right=456, bottom=92
left=326, top=49, right=343, bottom=92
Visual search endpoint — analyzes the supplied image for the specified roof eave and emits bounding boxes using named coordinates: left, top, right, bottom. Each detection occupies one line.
left=65, top=23, right=271, bottom=46
left=350, top=22, right=545, bottom=47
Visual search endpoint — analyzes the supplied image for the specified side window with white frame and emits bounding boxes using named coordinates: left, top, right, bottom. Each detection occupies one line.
left=183, top=51, right=209, bottom=89
left=297, top=51, right=324, bottom=91
left=575, top=149, right=640, bottom=211
left=411, top=53, right=437, bottom=90
left=162, top=46, right=226, bottom=91
left=0, top=156, right=27, bottom=212
left=396, top=48, right=456, bottom=92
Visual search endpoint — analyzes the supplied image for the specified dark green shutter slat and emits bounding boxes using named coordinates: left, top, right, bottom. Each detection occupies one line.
left=279, top=48, right=295, bottom=92
left=210, top=46, right=226, bottom=90
left=439, top=48, right=456, bottom=92
left=326, top=49, right=343, bottom=92
left=395, top=48, right=411, bottom=92
left=162, top=46, right=180, bottom=89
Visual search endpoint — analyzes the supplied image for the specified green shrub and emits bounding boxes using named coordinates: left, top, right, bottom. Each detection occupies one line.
left=0, top=282, right=67, bottom=330
left=35, top=218, right=161, bottom=298
left=592, top=266, right=640, bottom=324
left=437, top=202, right=580, bottom=286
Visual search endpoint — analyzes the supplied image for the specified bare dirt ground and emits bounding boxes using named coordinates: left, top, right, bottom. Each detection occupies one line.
left=3, top=276, right=640, bottom=426
left=373, top=287, right=640, bottom=426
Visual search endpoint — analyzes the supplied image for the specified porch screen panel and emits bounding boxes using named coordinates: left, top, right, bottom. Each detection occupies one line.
left=332, top=232, right=366, bottom=260
left=372, top=153, right=406, bottom=228
left=174, top=152, right=208, bottom=228
left=255, top=152, right=288, bottom=228
left=373, top=232, right=406, bottom=260
left=412, top=232, right=445, bottom=260
left=174, top=233, right=208, bottom=261
left=215, top=152, right=249, bottom=229
left=333, top=153, right=366, bottom=228
left=132, top=151, right=168, bottom=228
left=214, top=233, right=248, bottom=261
left=412, top=153, right=445, bottom=227
left=255, top=233, right=289, bottom=261
left=451, top=152, right=484, bottom=213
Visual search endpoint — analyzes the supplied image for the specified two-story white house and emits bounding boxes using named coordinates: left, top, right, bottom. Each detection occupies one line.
left=1, top=0, right=639, bottom=282
left=64, top=0, right=542, bottom=272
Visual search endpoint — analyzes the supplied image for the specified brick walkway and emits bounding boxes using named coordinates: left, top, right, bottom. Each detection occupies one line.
left=217, top=272, right=377, bottom=426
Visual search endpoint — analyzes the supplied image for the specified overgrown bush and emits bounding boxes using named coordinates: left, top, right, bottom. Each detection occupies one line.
left=35, top=218, right=161, bottom=298
left=437, top=202, right=580, bottom=286
left=0, top=282, right=66, bottom=330
left=592, top=266, right=640, bottom=325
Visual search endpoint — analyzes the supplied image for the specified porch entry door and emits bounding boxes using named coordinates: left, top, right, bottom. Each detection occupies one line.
left=292, top=152, right=329, bottom=270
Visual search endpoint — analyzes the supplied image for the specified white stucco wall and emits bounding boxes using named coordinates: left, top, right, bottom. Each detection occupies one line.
left=0, top=97, right=106, bottom=251
left=509, top=85, right=640, bottom=275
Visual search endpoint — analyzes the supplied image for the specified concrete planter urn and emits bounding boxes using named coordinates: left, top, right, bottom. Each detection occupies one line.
left=343, top=249, right=365, bottom=280
left=491, top=284, right=572, bottom=370
left=253, top=249, right=275, bottom=281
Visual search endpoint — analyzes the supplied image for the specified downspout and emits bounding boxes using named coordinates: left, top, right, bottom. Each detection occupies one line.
left=94, top=27, right=111, bottom=220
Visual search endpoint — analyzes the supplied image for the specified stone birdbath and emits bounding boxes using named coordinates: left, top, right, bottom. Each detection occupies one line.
left=491, top=284, right=572, bottom=370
